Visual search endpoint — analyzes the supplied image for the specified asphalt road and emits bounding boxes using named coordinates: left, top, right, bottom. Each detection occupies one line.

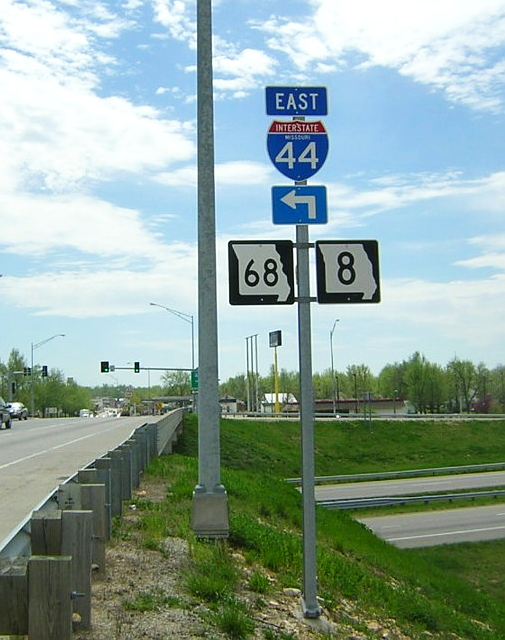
left=314, top=471, right=505, bottom=502
left=0, top=416, right=147, bottom=547
left=359, top=504, right=505, bottom=548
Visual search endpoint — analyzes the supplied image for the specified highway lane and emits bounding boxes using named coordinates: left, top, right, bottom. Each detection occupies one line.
left=359, top=504, right=505, bottom=548
left=314, top=471, right=505, bottom=502
left=0, top=416, right=148, bottom=546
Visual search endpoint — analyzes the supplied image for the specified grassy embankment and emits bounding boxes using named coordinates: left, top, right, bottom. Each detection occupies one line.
left=127, top=415, right=505, bottom=639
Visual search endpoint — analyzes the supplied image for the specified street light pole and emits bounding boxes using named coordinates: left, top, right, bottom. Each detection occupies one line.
left=192, top=0, right=228, bottom=538
left=329, top=319, right=339, bottom=416
left=30, top=333, right=65, bottom=417
left=149, top=302, right=195, bottom=370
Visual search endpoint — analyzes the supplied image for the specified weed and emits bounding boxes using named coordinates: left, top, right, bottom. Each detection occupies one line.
left=211, top=598, right=255, bottom=639
left=123, top=590, right=181, bottom=612
left=186, top=541, right=239, bottom=602
left=248, top=570, right=271, bottom=594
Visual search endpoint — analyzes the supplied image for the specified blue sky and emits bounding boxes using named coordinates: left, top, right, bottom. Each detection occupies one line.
left=1, top=0, right=505, bottom=388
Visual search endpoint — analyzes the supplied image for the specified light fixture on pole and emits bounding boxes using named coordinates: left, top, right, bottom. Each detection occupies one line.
left=149, top=302, right=195, bottom=370
left=329, top=319, right=339, bottom=416
left=30, top=333, right=65, bottom=417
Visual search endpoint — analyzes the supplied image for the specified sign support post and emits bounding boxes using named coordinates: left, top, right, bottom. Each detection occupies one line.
left=192, top=0, right=229, bottom=538
left=296, top=222, right=321, bottom=618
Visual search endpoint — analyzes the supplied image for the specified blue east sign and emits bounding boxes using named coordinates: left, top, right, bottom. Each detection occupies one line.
left=266, top=86, right=328, bottom=116
left=267, top=120, right=329, bottom=182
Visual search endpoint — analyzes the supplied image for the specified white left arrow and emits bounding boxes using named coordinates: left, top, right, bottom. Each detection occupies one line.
left=280, top=189, right=317, bottom=219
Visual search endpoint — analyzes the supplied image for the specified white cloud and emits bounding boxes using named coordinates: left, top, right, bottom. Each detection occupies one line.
left=0, top=248, right=197, bottom=317
left=256, top=0, right=505, bottom=111
left=0, top=2, right=196, bottom=193
left=151, top=0, right=195, bottom=46
left=326, top=171, right=505, bottom=216
left=155, top=160, right=275, bottom=187
left=0, top=192, right=169, bottom=259
left=381, top=274, right=505, bottom=349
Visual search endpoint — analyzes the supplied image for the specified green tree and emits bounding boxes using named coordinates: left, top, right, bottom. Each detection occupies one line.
left=404, top=352, right=430, bottom=413
left=162, top=371, right=191, bottom=395
left=448, top=358, right=477, bottom=412
left=220, top=374, right=247, bottom=401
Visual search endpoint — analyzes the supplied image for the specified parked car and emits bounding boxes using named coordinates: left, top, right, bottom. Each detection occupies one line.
left=7, top=402, right=28, bottom=420
left=0, top=397, right=12, bottom=429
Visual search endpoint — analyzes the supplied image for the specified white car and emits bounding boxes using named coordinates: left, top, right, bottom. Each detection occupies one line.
left=7, top=402, right=28, bottom=420
left=79, top=409, right=92, bottom=418
left=0, top=397, right=12, bottom=429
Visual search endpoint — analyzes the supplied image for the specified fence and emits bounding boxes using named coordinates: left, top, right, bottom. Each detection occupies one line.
left=0, top=408, right=184, bottom=639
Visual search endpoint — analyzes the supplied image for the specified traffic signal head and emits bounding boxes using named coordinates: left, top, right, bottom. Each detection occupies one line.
left=23, top=367, right=32, bottom=376
left=41, top=365, right=48, bottom=377
left=134, top=361, right=140, bottom=373
left=100, top=361, right=110, bottom=373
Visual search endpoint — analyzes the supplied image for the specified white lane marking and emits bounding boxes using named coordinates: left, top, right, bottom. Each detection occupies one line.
left=387, top=525, right=505, bottom=542
left=496, top=512, right=505, bottom=516
left=0, top=424, right=132, bottom=471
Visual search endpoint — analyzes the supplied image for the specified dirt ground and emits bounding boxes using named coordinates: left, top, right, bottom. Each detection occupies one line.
left=72, top=479, right=413, bottom=640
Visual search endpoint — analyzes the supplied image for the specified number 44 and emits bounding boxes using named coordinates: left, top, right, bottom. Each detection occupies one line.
left=275, top=141, right=319, bottom=169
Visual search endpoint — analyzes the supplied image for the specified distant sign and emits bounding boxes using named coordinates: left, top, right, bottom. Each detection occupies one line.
left=269, top=330, right=282, bottom=348
left=272, top=185, right=327, bottom=224
left=266, top=86, right=328, bottom=116
left=267, top=120, right=329, bottom=182
left=315, top=241, right=381, bottom=304
left=191, top=369, right=199, bottom=391
left=228, top=241, right=295, bottom=305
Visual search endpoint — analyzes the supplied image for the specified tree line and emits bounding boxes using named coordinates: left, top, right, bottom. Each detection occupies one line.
left=1, top=349, right=503, bottom=415
left=219, top=352, right=505, bottom=414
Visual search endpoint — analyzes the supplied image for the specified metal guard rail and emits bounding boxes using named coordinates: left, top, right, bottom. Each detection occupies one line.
left=286, top=461, right=505, bottom=486
left=0, top=408, right=184, bottom=560
left=319, top=489, right=505, bottom=510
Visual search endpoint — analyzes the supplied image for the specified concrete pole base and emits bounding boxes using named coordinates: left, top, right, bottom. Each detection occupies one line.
left=191, top=490, right=229, bottom=538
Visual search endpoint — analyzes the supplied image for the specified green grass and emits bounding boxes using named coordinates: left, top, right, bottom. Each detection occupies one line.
left=123, top=590, right=181, bottom=612
left=175, top=415, right=505, bottom=477
left=210, top=597, right=255, bottom=639
left=139, top=414, right=505, bottom=639
left=409, top=539, right=505, bottom=602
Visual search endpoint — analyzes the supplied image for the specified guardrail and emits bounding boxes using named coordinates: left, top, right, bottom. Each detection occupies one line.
left=0, top=408, right=184, bottom=639
left=286, top=461, right=505, bottom=486
left=319, top=489, right=505, bottom=510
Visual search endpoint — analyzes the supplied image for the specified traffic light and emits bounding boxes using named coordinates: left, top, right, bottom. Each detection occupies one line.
left=134, top=361, right=140, bottom=373
left=41, top=365, right=48, bottom=377
left=100, top=361, right=110, bottom=373
left=11, top=381, right=16, bottom=396
left=23, top=367, right=31, bottom=376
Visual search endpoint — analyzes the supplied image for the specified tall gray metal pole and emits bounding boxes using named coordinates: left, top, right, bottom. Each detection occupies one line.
left=254, top=334, right=259, bottom=413
left=245, top=336, right=251, bottom=412
left=191, top=0, right=229, bottom=538
left=330, top=319, right=339, bottom=415
left=297, top=223, right=321, bottom=618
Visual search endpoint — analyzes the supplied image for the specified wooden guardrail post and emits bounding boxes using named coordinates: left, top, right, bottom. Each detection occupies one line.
left=107, top=449, right=124, bottom=517
left=61, top=510, right=93, bottom=629
left=119, top=443, right=133, bottom=499
left=28, top=555, right=72, bottom=640
left=0, top=557, right=28, bottom=636
left=147, top=422, right=158, bottom=459
left=125, top=438, right=141, bottom=489
left=93, top=459, right=113, bottom=540
left=80, top=484, right=107, bottom=579
left=31, top=510, right=62, bottom=556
